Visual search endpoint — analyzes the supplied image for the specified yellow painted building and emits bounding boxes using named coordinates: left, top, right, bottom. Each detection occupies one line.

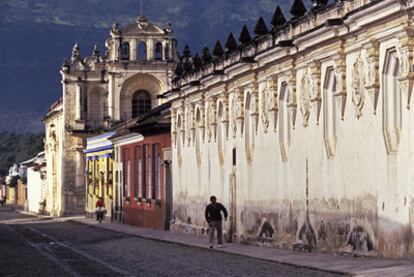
left=85, top=132, right=116, bottom=219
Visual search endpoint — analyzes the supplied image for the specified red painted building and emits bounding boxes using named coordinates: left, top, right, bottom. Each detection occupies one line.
left=117, top=103, right=172, bottom=230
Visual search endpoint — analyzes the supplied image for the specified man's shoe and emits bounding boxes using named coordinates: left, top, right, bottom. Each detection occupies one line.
left=209, top=244, right=213, bottom=249
left=218, top=244, right=223, bottom=248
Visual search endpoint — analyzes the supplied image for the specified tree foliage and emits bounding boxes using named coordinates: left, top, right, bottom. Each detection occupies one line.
left=0, top=132, right=44, bottom=176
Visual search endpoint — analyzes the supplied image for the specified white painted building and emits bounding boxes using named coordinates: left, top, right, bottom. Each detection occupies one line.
left=24, top=152, right=47, bottom=214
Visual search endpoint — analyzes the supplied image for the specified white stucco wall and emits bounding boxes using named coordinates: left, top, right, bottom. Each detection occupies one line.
left=169, top=0, right=414, bottom=257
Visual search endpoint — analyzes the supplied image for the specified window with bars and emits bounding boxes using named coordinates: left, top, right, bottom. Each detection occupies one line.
left=142, top=145, right=147, bottom=199
left=148, top=155, right=152, bottom=200
left=151, top=144, right=157, bottom=200
left=137, top=41, right=147, bottom=61
left=121, top=42, right=130, bottom=60
left=133, top=146, right=139, bottom=199
left=138, top=155, right=142, bottom=199
left=122, top=148, right=128, bottom=199
left=132, top=90, right=152, bottom=118
left=157, top=152, right=161, bottom=201
left=126, top=160, right=131, bottom=199
left=154, top=42, right=163, bottom=60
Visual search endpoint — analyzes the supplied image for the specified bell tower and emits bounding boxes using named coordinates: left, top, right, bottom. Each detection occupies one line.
left=46, top=13, right=178, bottom=216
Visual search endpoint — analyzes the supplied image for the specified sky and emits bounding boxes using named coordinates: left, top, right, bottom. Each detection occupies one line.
left=0, top=0, right=294, bottom=133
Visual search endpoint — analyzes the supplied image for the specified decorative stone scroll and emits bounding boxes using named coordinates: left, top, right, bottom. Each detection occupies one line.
left=363, top=40, right=380, bottom=115
left=179, top=105, right=186, bottom=146
left=333, top=52, right=347, bottom=120
left=231, top=88, right=244, bottom=137
left=219, top=92, right=230, bottom=140
left=262, top=77, right=278, bottom=133
left=397, top=32, right=414, bottom=109
left=309, top=61, right=322, bottom=125
left=300, top=69, right=312, bottom=127
left=261, top=83, right=270, bottom=133
left=249, top=81, right=260, bottom=134
left=268, top=77, right=279, bottom=132
left=286, top=68, right=297, bottom=129
left=171, top=108, right=177, bottom=146
left=352, top=54, right=365, bottom=119
left=195, top=99, right=205, bottom=143
left=186, top=103, right=195, bottom=146
left=206, top=98, right=217, bottom=142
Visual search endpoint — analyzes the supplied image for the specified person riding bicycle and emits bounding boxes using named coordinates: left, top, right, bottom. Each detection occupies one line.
left=95, top=197, right=105, bottom=222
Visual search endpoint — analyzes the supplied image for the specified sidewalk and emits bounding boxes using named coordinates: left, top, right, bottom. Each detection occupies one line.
left=71, top=217, right=414, bottom=276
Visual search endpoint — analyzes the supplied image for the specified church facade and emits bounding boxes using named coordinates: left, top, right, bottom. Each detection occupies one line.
left=44, top=16, right=177, bottom=216
left=166, top=0, right=414, bottom=257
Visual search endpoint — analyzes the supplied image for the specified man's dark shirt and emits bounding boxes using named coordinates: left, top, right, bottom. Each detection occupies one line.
left=205, top=203, right=228, bottom=223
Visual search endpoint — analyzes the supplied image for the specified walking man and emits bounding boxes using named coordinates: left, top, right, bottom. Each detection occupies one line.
left=205, top=195, right=228, bottom=248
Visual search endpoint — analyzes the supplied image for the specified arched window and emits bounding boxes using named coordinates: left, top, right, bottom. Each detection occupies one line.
left=383, top=49, right=401, bottom=154
left=121, top=42, right=130, bottom=60
left=164, top=43, right=170, bottom=60
left=137, top=41, right=147, bottom=62
left=279, top=83, right=291, bottom=162
left=154, top=42, right=163, bottom=61
left=132, top=90, right=151, bottom=118
left=323, top=67, right=337, bottom=159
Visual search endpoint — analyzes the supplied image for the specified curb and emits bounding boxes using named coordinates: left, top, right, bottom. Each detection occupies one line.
left=17, top=210, right=55, bottom=219
left=70, top=219, right=351, bottom=276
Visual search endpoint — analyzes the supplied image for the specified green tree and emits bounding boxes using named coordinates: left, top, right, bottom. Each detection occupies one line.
left=0, top=132, right=44, bottom=176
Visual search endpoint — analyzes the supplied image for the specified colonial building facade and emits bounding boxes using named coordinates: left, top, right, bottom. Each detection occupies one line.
left=44, top=15, right=177, bottom=216
left=85, top=132, right=116, bottom=219
left=116, top=103, right=172, bottom=230
left=166, top=0, right=414, bottom=257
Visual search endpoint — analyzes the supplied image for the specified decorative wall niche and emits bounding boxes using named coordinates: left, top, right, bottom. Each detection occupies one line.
left=245, top=92, right=254, bottom=162
left=323, top=67, right=337, bottom=159
left=382, top=49, right=402, bottom=155
left=279, top=82, right=291, bottom=162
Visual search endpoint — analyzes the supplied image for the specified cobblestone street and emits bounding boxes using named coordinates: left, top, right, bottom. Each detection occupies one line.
left=0, top=209, right=342, bottom=277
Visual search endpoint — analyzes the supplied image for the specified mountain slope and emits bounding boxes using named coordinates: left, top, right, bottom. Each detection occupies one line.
left=0, top=0, right=293, bottom=133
